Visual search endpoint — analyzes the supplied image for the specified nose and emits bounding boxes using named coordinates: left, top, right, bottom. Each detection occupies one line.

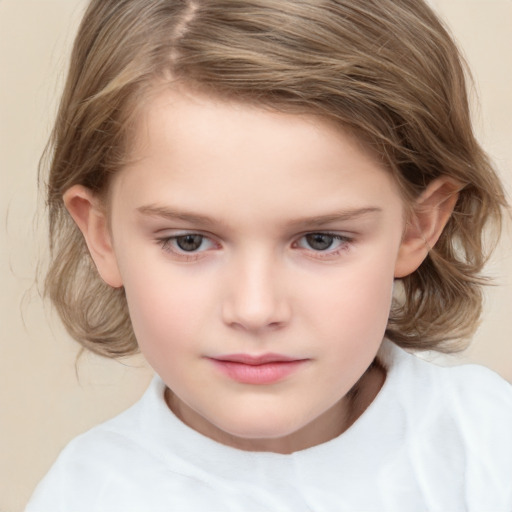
left=221, top=251, right=291, bottom=332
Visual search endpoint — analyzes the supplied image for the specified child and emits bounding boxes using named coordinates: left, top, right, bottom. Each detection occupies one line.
left=27, top=0, right=512, bottom=510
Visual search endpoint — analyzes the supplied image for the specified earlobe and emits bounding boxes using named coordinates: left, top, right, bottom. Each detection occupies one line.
left=394, top=177, right=461, bottom=278
left=63, top=185, right=123, bottom=288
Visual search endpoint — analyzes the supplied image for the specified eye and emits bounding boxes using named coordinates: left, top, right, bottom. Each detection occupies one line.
left=304, top=233, right=335, bottom=251
left=157, top=233, right=217, bottom=255
left=295, top=232, right=352, bottom=253
left=175, top=234, right=204, bottom=252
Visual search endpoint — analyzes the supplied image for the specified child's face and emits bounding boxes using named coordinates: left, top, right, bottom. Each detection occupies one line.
left=102, top=87, right=409, bottom=452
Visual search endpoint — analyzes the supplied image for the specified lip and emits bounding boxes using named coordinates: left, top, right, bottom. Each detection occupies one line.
left=208, top=353, right=309, bottom=385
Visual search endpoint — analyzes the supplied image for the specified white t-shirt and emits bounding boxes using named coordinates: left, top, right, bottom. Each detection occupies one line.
left=26, top=342, right=512, bottom=512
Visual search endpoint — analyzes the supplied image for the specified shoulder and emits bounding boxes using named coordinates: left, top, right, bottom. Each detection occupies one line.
left=25, top=378, right=180, bottom=512
left=382, top=343, right=512, bottom=506
left=402, top=347, right=512, bottom=419
left=429, top=360, right=512, bottom=451
left=375, top=342, right=512, bottom=507
left=381, top=340, right=512, bottom=415
left=440, top=360, right=512, bottom=411
left=379, top=340, right=512, bottom=456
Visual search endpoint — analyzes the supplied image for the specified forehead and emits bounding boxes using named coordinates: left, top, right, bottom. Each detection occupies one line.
left=128, top=84, right=380, bottom=162
left=112, top=86, right=404, bottom=226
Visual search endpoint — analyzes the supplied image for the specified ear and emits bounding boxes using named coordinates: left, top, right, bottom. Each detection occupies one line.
left=63, top=185, right=123, bottom=288
left=394, top=177, right=461, bottom=278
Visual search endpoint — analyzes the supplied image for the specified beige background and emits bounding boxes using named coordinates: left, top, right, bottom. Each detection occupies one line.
left=1, top=1, right=511, bottom=510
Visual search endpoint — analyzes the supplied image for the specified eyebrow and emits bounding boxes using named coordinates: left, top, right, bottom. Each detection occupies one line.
left=286, top=207, right=382, bottom=228
left=137, top=204, right=382, bottom=228
left=137, top=204, right=223, bottom=227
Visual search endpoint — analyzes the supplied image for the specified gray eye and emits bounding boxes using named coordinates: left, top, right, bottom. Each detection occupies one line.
left=176, top=234, right=204, bottom=251
left=305, top=233, right=334, bottom=251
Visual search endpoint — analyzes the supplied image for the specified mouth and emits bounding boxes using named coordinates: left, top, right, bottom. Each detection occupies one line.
left=207, top=353, right=309, bottom=385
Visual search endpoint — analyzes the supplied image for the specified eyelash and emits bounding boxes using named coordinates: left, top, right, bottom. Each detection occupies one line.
left=293, top=233, right=353, bottom=259
left=156, top=233, right=218, bottom=262
left=156, top=232, right=354, bottom=261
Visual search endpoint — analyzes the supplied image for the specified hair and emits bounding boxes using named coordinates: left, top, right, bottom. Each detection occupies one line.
left=43, top=0, right=508, bottom=357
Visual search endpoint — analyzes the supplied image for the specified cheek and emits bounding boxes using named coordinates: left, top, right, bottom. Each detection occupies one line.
left=345, top=266, right=394, bottom=334
left=327, top=262, right=393, bottom=304
left=312, top=260, right=396, bottom=382
left=119, top=258, right=212, bottom=359
left=301, top=252, right=397, bottom=343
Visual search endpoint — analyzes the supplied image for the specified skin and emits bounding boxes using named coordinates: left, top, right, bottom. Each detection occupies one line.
left=65, top=87, right=459, bottom=454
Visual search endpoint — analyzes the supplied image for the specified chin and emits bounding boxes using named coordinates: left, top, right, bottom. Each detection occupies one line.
left=226, top=421, right=297, bottom=440
left=212, top=410, right=310, bottom=444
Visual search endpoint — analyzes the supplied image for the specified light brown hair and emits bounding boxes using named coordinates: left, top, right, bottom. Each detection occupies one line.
left=43, top=0, right=507, bottom=357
